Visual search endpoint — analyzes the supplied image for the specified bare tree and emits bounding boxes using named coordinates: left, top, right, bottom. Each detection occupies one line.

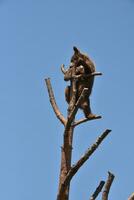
left=45, top=47, right=133, bottom=200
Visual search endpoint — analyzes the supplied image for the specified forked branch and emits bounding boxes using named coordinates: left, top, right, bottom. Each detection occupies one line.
left=45, top=78, right=66, bottom=125
left=59, top=129, right=111, bottom=196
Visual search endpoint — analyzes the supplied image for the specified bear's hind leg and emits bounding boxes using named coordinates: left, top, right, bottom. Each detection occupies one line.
left=80, top=99, right=96, bottom=119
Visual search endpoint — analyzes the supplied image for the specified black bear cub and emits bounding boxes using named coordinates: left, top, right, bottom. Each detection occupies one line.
left=64, top=47, right=96, bottom=118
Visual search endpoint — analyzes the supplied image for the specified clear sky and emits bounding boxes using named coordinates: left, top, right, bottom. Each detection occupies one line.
left=0, top=0, right=134, bottom=199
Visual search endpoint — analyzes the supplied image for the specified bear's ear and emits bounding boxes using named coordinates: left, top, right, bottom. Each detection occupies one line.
left=73, top=46, right=80, bottom=54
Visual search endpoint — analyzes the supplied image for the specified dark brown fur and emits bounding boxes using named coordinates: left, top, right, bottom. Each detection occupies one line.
left=64, top=47, right=96, bottom=118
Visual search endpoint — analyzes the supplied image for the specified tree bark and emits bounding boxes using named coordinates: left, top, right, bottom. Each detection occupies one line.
left=102, top=172, right=114, bottom=200
left=57, top=126, right=74, bottom=200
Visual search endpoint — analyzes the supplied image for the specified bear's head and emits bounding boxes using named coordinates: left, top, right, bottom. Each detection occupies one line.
left=71, top=47, right=95, bottom=74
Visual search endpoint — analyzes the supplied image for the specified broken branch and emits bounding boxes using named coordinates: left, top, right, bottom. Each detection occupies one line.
left=90, top=181, right=105, bottom=200
left=102, top=171, right=115, bottom=200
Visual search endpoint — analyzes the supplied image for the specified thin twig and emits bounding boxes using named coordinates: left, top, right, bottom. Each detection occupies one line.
left=128, top=193, right=134, bottom=200
left=59, top=129, right=111, bottom=196
left=73, top=115, right=102, bottom=127
left=90, top=72, right=102, bottom=76
left=45, top=78, right=66, bottom=125
left=102, top=171, right=115, bottom=200
left=90, top=181, right=105, bottom=200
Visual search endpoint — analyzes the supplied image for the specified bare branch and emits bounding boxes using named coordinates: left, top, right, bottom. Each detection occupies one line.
left=102, top=171, right=115, bottom=200
left=45, top=78, right=66, bottom=125
left=128, top=193, right=134, bottom=200
left=73, top=115, right=102, bottom=127
left=73, top=72, right=102, bottom=79
left=66, top=129, right=111, bottom=182
left=59, top=129, right=111, bottom=195
left=61, top=64, right=67, bottom=74
left=90, top=72, right=102, bottom=76
left=90, top=181, right=105, bottom=200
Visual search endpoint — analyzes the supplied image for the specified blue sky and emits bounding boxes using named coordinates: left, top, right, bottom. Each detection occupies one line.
left=0, top=0, right=134, bottom=199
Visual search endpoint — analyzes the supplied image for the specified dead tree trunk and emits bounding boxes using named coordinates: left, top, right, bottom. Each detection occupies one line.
left=45, top=47, right=133, bottom=200
left=58, top=126, right=74, bottom=200
left=57, top=63, right=77, bottom=200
